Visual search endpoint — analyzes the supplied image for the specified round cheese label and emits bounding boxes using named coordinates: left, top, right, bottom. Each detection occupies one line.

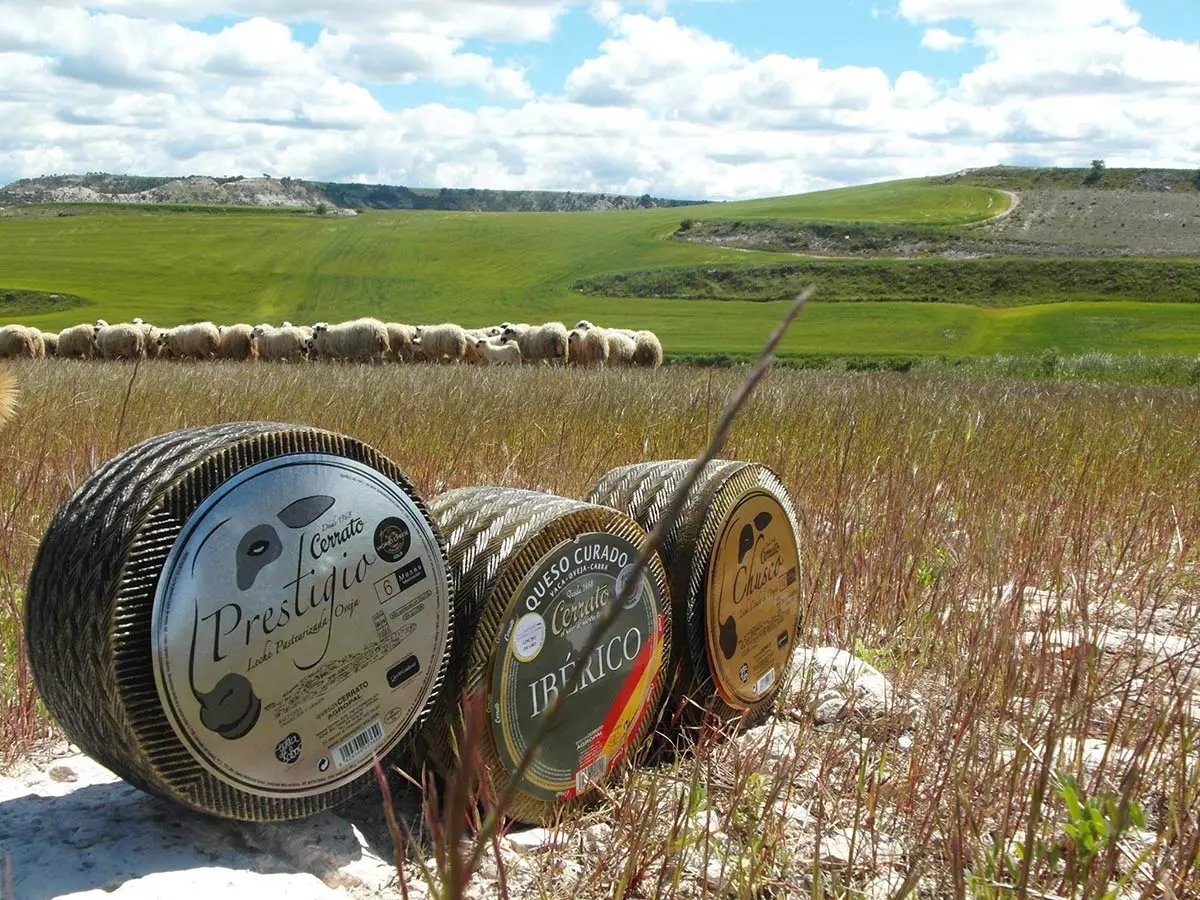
left=490, top=533, right=665, bottom=802
left=704, top=491, right=801, bottom=707
left=151, top=454, right=450, bottom=798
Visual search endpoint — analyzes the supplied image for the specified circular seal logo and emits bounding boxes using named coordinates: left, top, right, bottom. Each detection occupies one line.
left=491, top=533, right=665, bottom=803
left=275, top=732, right=302, bottom=765
left=705, top=491, right=800, bottom=708
left=150, top=454, right=451, bottom=799
left=374, top=517, right=411, bottom=563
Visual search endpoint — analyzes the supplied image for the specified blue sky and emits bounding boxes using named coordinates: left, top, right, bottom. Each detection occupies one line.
left=2, top=0, right=1199, bottom=199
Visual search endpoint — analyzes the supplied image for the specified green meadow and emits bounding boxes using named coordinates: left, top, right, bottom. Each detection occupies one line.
left=2, top=177, right=1199, bottom=360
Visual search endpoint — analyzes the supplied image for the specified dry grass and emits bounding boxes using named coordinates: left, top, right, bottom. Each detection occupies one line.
left=0, top=358, right=1198, bottom=897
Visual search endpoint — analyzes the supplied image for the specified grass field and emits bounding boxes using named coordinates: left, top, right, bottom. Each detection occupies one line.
left=0, top=360, right=1196, bottom=897
left=2, top=174, right=1197, bottom=361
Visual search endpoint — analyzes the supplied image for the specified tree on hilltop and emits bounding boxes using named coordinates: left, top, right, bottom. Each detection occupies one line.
left=1084, top=159, right=1106, bottom=186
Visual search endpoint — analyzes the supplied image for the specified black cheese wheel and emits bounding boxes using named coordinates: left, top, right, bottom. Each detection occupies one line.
left=420, top=487, right=671, bottom=825
left=25, top=422, right=454, bottom=821
left=589, top=460, right=802, bottom=729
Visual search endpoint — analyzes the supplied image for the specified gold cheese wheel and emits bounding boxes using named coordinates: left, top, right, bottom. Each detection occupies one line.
left=589, top=460, right=802, bottom=729
left=420, top=487, right=671, bottom=825
left=25, top=422, right=454, bottom=821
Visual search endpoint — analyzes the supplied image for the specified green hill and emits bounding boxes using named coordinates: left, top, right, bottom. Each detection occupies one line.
left=1, top=174, right=1198, bottom=361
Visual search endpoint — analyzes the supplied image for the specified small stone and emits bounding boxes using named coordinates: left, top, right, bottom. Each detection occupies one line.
left=862, top=870, right=907, bottom=900
left=503, top=827, right=554, bottom=854
left=704, top=857, right=732, bottom=894
left=773, top=800, right=811, bottom=828
left=48, top=765, right=78, bottom=783
left=788, top=647, right=905, bottom=726
left=818, top=829, right=857, bottom=864
left=735, top=720, right=802, bottom=770
left=580, top=823, right=611, bottom=853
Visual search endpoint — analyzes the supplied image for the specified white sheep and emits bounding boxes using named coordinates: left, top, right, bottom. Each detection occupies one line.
left=415, top=323, right=468, bottom=363
left=163, top=322, right=220, bottom=360
left=252, top=325, right=310, bottom=362
left=40, top=331, right=59, bottom=357
left=385, top=322, right=418, bottom=362
left=57, top=323, right=95, bottom=359
left=475, top=337, right=521, bottom=365
left=312, top=318, right=389, bottom=363
left=632, top=330, right=664, bottom=369
left=95, top=323, right=146, bottom=360
left=501, top=321, right=568, bottom=365
left=463, top=329, right=500, bottom=365
left=606, top=329, right=637, bottom=366
left=567, top=327, right=610, bottom=367
left=217, top=323, right=258, bottom=361
left=0, top=325, right=39, bottom=359
left=138, top=323, right=163, bottom=358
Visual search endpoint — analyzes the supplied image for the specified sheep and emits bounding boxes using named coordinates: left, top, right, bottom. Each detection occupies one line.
left=41, top=331, right=59, bottom=357
left=135, top=323, right=163, bottom=358
left=632, top=330, right=663, bottom=369
left=475, top=337, right=521, bottom=365
left=385, top=322, right=418, bottom=362
left=567, top=327, right=610, bottom=367
left=462, top=329, right=499, bottom=365
left=57, top=323, right=95, bottom=359
left=163, top=321, right=220, bottom=360
left=217, top=323, right=258, bottom=361
left=415, top=323, right=468, bottom=363
left=95, top=323, right=146, bottom=360
left=252, top=325, right=310, bottom=362
left=606, top=329, right=637, bottom=366
left=0, top=325, right=39, bottom=359
left=312, top=318, right=389, bottom=363
left=501, top=321, right=568, bottom=365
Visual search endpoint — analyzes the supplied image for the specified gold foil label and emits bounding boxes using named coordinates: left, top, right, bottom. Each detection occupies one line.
left=704, top=491, right=800, bottom=707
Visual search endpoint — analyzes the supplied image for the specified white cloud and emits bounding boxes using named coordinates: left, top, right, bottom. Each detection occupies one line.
left=312, top=31, right=532, bottom=100
left=898, top=0, right=1140, bottom=29
left=0, top=1, right=1198, bottom=201
left=566, top=15, right=898, bottom=127
left=920, top=27, right=966, bottom=51
left=12, top=0, right=583, bottom=42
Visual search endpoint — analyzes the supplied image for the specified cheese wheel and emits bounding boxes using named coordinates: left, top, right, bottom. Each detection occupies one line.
left=25, top=422, right=454, bottom=821
left=419, top=487, right=671, bottom=825
left=589, top=460, right=802, bottom=728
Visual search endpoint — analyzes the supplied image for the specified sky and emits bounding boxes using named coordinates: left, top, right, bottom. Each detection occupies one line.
left=0, top=0, right=1197, bottom=200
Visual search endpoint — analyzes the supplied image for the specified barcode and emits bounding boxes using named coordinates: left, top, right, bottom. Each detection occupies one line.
left=754, top=667, right=776, bottom=695
left=333, top=719, right=384, bottom=769
left=575, top=755, right=608, bottom=793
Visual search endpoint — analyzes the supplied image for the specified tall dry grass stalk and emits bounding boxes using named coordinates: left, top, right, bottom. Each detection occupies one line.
left=0, top=353, right=1196, bottom=896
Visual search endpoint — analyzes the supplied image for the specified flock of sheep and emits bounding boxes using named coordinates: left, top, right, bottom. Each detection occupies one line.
left=0, top=318, right=664, bottom=367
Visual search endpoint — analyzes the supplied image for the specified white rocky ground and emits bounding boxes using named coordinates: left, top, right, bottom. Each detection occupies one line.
left=1, top=628, right=1189, bottom=898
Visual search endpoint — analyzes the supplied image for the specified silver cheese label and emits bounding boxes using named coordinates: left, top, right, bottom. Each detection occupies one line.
left=151, top=454, right=450, bottom=798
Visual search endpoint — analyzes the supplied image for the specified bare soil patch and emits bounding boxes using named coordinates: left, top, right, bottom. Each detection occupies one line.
left=978, top=189, right=1200, bottom=256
